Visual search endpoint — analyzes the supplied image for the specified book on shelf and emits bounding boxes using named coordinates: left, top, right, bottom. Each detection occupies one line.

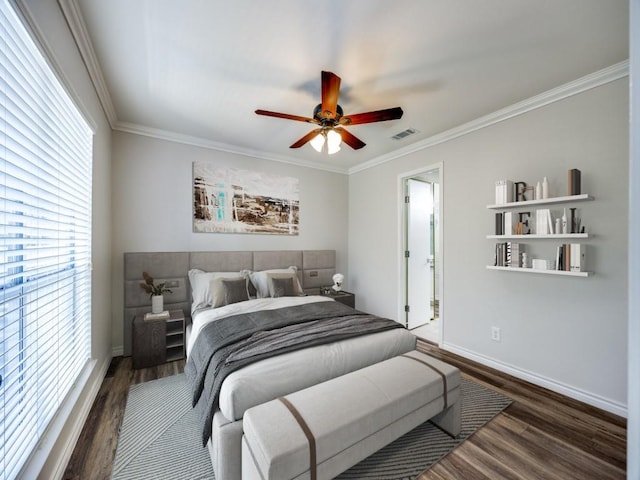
left=504, top=211, right=514, bottom=235
left=495, top=243, right=504, bottom=267
left=570, top=243, right=586, bottom=272
left=494, top=242, right=522, bottom=267
left=515, top=243, right=523, bottom=267
left=494, top=180, right=514, bottom=204
left=144, top=310, right=170, bottom=321
left=495, top=211, right=517, bottom=236
left=507, top=242, right=522, bottom=267
left=555, top=243, right=586, bottom=272
left=535, top=210, right=543, bottom=235
left=535, top=209, right=552, bottom=235
left=495, top=212, right=504, bottom=235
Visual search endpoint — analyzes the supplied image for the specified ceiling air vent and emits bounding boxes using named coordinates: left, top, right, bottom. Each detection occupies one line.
left=391, top=128, right=418, bottom=141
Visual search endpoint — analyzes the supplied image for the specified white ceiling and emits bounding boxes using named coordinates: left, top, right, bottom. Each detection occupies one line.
left=68, top=0, right=629, bottom=173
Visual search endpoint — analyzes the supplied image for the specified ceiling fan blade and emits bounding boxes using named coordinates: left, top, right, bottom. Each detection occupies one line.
left=321, top=71, right=341, bottom=120
left=290, top=128, right=323, bottom=148
left=255, top=109, right=319, bottom=124
left=335, top=127, right=366, bottom=150
left=340, top=106, right=404, bottom=126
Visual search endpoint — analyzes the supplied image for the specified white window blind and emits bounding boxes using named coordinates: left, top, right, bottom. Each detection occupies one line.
left=0, top=1, right=93, bottom=479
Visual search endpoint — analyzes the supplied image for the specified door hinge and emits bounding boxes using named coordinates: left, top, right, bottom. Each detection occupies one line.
left=405, top=250, right=410, bottom=258
left=405, top=305, right=410, bottom=313
left=404, top=195, right=410, bottom=203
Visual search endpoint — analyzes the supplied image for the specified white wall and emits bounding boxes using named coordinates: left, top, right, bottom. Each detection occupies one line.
left=111, top=131, right=349, bottom=352
left=349, top=78, right=628, bottom=415
left=17, top=0, right=113, bottom=478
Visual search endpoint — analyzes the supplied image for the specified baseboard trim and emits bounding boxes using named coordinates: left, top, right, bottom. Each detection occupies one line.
left=112, top=345, right=124, bottom=357
left=441, top=342, right=627, bottom=418
left=47, top=355, right=111, bottom=480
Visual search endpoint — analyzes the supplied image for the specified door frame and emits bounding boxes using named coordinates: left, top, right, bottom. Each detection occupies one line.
left=397, top=163, right=444, bottom=345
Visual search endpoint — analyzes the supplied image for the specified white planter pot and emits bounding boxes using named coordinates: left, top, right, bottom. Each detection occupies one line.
left=151, top=295, right=164, bottom=314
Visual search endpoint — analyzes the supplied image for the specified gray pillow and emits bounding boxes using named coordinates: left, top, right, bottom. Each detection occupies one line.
left=269, top=276, right=295, bottom=298
left=221, top=278, right=250, bottom=305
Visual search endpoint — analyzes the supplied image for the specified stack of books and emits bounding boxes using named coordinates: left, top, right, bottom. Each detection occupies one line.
left=556, top=244, right=586, bottom=272
left=495, top=242, right=522, bottom=267
left=535, top=209, right=553, bottom=235
left=494, top=211, right=520, bottom=236
left=494, top=180, right=514, bottom=204
left=144, top=310, right=170, bottom=321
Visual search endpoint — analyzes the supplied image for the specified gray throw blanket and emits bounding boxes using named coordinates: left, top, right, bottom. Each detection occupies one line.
left=184, top=300, right=404, bottom=446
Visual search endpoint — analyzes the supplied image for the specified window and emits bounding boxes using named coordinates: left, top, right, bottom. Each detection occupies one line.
left=0, top=1, right=93, bottom=479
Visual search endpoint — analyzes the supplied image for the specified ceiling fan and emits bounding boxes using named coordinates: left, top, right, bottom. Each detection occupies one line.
left=255, top=71, right=403, bottom=154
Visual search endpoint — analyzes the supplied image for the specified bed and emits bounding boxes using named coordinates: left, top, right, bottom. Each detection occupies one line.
left=123, top=250, right=417, bottom=480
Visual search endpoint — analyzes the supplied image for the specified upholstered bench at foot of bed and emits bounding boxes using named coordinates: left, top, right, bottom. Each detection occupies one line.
left=241, top=351, right=461, bottom=480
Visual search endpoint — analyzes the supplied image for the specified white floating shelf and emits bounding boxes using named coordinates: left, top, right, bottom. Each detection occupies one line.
left=486, top=266, right=591, bottom=277
left=486, top=233, right=589, bottom=239
left=487, top=194, right=593, bottom=210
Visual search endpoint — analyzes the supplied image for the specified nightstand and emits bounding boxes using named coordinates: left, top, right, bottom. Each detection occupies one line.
left=320, top=290, right=355, bottom=308
left=132, top=309, right=185, bottom=369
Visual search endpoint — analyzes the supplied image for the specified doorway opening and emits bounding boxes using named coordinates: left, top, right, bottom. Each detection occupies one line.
left=399, top=165, right=442, bottom=344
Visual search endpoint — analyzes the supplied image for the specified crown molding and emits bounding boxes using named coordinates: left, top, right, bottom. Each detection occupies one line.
left=114, top=122, right=350, bottom=175
left=348, top=60, right=630, bottom=175
left=58, top=0, right=118, bottom=128
left=115, top=59, right=628, bottom=176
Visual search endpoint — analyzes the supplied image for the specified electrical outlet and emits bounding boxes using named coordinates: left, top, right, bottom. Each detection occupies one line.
left=165, top=280, right=179, bottom=288
left=491, top=326, right=501, bottom=342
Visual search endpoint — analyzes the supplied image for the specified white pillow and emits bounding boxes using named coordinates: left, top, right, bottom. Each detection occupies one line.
left=188, top=269, right=246, bottom=311
left=248, top=266, right=303, bottom=298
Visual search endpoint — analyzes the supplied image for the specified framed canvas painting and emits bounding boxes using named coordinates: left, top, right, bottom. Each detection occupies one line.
left=193, top=162, right=299, bottom=235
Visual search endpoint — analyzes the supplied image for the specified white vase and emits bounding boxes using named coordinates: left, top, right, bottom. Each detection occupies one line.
left=151, top=295, right=164, bottom=314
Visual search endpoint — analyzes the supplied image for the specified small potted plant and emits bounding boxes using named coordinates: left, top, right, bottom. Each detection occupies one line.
left=140, top=271, right=172, bottom=314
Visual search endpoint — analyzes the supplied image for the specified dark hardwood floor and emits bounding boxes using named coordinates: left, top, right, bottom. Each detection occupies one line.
left=62, top=356, right=185, bottom=480
left=62, top=340, right=626, bottom=480
left=415, top=339, right=626, bottom=480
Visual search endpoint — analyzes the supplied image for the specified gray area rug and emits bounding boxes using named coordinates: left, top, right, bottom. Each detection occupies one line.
left=112, top=374, right=511, bottom=480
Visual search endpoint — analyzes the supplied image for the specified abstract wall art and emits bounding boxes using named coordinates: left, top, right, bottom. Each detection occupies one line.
left=193, top=162, right=299, bottom=235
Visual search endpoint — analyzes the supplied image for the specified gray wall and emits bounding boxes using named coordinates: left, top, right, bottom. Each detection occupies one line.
left=17, top=0, right=632, bottom=475
left=348, top=78, right=628, bottom=415
left=111, top=131, right=349, bottom=352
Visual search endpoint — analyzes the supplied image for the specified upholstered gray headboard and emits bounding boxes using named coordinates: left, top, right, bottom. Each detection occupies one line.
left=122, top=250, right=336, bottom=356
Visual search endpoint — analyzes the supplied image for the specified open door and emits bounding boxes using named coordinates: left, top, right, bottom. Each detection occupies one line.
left=405, top=178, right=434, bottom=330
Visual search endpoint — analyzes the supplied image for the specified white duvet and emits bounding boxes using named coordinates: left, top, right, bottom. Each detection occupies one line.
left=187, top=295, right=417, bottom=421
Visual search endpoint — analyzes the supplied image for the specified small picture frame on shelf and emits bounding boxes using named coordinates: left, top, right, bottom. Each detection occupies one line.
left=524, top=185, right=535, bottom=201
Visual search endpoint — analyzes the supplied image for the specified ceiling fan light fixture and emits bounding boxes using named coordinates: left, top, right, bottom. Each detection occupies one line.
left=310, top=128, right=342, bottom=154
left=326, top=129, right=342, bottom=154
left=310, top=132, right=325, bottom=152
